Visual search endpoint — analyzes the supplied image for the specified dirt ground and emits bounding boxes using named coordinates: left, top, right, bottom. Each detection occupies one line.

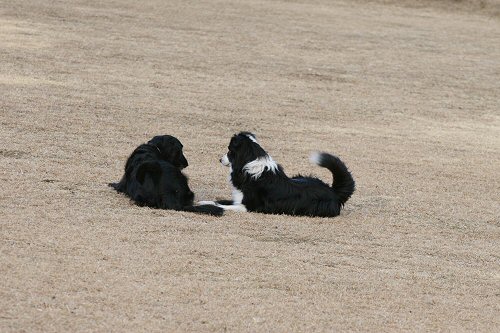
left=1, top=0, right=499, bottom=331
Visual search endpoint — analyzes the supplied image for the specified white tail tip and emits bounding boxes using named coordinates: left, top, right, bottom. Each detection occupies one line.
left=309, top=152, right=322, bottom=165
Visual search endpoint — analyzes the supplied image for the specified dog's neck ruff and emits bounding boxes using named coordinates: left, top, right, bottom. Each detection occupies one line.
left=243, top=155, right=278, bottom=180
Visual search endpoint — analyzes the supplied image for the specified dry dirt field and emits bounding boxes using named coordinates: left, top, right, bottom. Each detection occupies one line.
left=1, top=0, right=499, bottom=332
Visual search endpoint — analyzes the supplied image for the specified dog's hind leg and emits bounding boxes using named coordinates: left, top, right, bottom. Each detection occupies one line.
left=314, top=200, right=341, bottom=217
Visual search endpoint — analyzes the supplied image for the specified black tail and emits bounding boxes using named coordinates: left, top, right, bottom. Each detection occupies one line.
left=182, top=204, right=224, bottom=217
left=311, top=152, right=355, bottom=205
left=108, top=181, right=123, bottom=192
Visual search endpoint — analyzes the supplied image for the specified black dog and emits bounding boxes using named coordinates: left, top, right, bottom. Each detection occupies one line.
left=200, top=132, right=355, bottom=217
left=110, top=135, right=223, bottom=216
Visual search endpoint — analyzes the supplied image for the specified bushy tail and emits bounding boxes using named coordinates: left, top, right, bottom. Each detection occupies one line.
left=182, top=205, right=224, bottom=217
left=310, top=152, right=355, bottom=205
left=108, top=181, right=123, bottom=192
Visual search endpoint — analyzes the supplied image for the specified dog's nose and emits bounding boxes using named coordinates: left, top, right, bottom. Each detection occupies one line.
left=181, top=157, right=188, bottom=169
left=219, top=158, right=223, bottom=163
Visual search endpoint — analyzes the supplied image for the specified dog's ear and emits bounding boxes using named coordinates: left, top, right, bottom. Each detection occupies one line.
left=148, top=135, right=165, bottom=147
left=230, top=134, right=244, bottom=150
left=136, top=162, right=162, bottom=184
left=240, top=132, right=257, bottom=141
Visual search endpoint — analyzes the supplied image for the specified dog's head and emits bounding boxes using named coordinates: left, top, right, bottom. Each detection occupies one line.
left=148, top=135, right=188, bottom=169
left=221, top=132, right=278, bottom=179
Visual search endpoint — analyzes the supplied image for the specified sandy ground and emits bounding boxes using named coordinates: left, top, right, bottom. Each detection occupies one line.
left=1, top=0, right=499, bottom=331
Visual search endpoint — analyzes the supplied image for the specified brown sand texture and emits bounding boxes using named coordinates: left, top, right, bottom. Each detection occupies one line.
left=1, top=0, right=499, bottom=332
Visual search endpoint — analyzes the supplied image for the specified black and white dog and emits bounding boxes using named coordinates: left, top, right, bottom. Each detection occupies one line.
left=200, top=132, right=355, bottom=217
left=110, top=135, right=223, bottom=216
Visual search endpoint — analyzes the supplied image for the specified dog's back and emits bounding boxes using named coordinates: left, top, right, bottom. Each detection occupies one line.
left=109, top=143, right=158, bottom=194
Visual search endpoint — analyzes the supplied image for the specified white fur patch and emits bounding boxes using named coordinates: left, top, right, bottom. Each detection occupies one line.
left=232, top=186, right=244, bottom=205
left=309, top=152, right=322, bottom=165
left=217, top=203, right=247, bottom=212
left=197, top=200, right=217, bottom=205
left=220, top=154, right=230, bottom=166
left=197, top=200, right=247, bottom=213
left=243, top=155, right=278, bottom=180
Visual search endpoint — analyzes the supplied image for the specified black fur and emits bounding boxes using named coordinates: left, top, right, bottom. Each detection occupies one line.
left=215, top=132, right=355, bottom=217
left=109, top=135, right=223, bottom=216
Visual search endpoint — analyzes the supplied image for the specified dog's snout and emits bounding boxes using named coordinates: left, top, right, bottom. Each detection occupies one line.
left=220, top=154, right=230, bottom=166
left=180, top=155, right=188, bottom=169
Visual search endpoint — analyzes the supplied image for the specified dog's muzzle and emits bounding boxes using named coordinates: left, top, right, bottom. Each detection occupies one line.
left=220, top=154, right=230, bottom=166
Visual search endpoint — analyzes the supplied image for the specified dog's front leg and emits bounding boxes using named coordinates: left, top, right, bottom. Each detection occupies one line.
left=197, top=200, right=247, bottom=213
left=215, top=203, right=248, bottom=212
left=198, top=200, right=219, bottom=206
left=198, top=186, right=247, bottom=212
